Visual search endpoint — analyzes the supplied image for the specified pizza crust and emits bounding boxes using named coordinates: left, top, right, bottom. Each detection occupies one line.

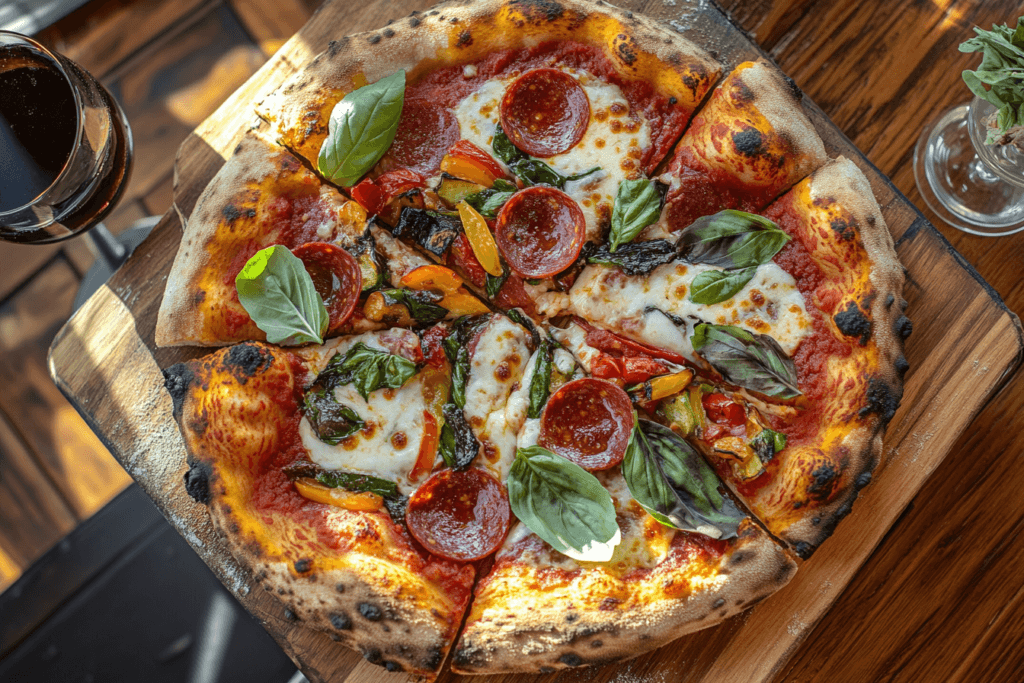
left=452, top=517, right=796, bottom=674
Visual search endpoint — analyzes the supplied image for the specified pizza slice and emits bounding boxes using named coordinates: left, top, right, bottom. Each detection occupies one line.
left=156, top=133, right=490, bottom=348
left=161, top=310, right=538, bottom=676
left=452, top=332, right=796, bottom=673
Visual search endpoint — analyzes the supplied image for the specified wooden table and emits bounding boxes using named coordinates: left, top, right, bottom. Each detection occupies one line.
left=44, top=0, right=1024, bottom=681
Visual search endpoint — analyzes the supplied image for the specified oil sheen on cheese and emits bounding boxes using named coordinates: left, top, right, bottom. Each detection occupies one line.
left=569, top=261, right=812, bottom=362
left=453, top=69, right=651, bottom=243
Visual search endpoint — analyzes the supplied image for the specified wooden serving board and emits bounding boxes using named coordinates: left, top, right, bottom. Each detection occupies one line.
left=48, top=1, right=1023, bottom=682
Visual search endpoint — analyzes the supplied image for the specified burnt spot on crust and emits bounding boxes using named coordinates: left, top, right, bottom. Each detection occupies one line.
left=885, top=293, right=895, bottom=308
left=834, top=301, right=872, bottom=346
left=830, top=216, right=855, bottom=241
left=358, top=602, right=383, bottom=621
left=895, top=355, right=910, bottom=378
left=728, top=550, right=751, bottom=567
left=539, top=666, right=556, bottom=674
left=162, top=363, right=194, bottom=419
left=732, top=127, right=763, bottom=157
left=221, top=204, right=256, bottom=222
left=895, top=314, right=913, bottom=340
left=614, top=34, right=637, bottom=66
left=409, top=16, right=421, bottom=27
left=731, top=80, right=755, bottom=105
left=329, top=612, right=352, bottom=630
left=293, top=558, right=312, bottom=574
left=384, top=661, right=403, bottom=672
left=591, top=639, right=603, bottom=648
left=855, top=471, right=872, bottom=490
left=225, top=344, right=272, bottom=384
left=367, top=34, right=381, bottom=44
left=457, top=29, right=472, bottom=47
left=712, top=598, right=725, bottom=609
left=794, top=541, right=813, bottom=559
left=284, top=609, right=297, bottom=621
left=335, top=583, right=346, bottom=593
left=781, top=72, right=802, bottom=100
left=559, top=653, right=583, bottom=667
left=383, top=27, right=395, bottom=38
left=511, top=0, right=565, bottom=23
left=183, top=460, right=213, bottom=504
left=859, top=377, right=901, bottom=423
left=363, top=648, right=383, bottom=665
left=807, top=462, right=839, bottom=500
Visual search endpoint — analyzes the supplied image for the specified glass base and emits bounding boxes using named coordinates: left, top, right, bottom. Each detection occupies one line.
left=913, top=104, right=1024, bottom=236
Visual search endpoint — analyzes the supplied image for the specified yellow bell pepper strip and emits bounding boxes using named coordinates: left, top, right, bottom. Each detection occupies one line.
left=293, top=478, right=384, bottom=511
left=399, top=264, right=464, bottom=295
left=647, top=370, right=694, bottom=402
left=457, top=200, right=504, bottom=277
left=439, top=291, right=490, bottom=316
left=363, top=291, right=415, bottom=326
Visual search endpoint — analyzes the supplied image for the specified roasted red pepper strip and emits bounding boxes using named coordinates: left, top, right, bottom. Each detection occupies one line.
left=703, top=393, right=746, bottom=427
left=350, top=178, right=385, bottom=215
left=591, top=355, right=624, bottom=380
left=621, top=357, right=672, bottom=384
left=377, top=168, right=426, bottom=200
left=410, top=411, right=439, bottom=482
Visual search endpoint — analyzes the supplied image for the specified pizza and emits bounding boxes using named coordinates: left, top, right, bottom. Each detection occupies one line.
left=157, top=0, right=909, bottom=678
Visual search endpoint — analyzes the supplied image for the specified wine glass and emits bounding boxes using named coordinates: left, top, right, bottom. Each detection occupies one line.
left=913, top=95, right=1024, bottom=236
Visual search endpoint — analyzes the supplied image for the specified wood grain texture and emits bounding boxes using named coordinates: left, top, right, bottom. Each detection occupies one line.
left=45, top=0, right=1024, bottom=682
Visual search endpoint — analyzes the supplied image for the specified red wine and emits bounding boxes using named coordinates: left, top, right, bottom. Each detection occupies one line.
left=0, top=39, right=133, bottom=244
left=0, top=47, right=78, bottom=212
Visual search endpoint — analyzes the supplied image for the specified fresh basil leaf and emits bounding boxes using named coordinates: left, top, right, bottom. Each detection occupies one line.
left=583, top=239, right=677, bottom=275
left=506, top=308, right=540, bottom=347
left=623, top=418, right=743, bottom=538
left=492, top=124, right=526, bottom=165
left=676, top=210, right=789, bottom=269
left=609, top=179, right=663, bottom=252
left=691, top=324, right=801, bottom=399
left=492, top=178, right=517, bottom=192
left=464, top=188, right=515, bottom=218
left=689, top=266, right=759, bottom=305
left=236, top=245, right=328, bottom=346
left=440, top=403, right=478, bottom=470
left=315, top=470, right=399, bottom=498
left=450, top=344, right=470, bottom=409
left=750, top=428, right=787, bottom=463
left=960, top=18, right=1024, bottom=141
left=485, top=265, right=508, bottom=298
left=507, top=446, right=620, bottom=558
left=527, top=338, right=556, bottom=419
left=318, top=342, right=418, bottom=401
left=509, top=158, right=601, bottom=189
left=317, top=71, right=406, bottom=187
left=380, top=288, right=448, bottom=323
left=301, top=388, right=365, bottom=444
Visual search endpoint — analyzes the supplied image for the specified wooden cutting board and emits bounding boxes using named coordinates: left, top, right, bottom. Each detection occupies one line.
left=48, top=1, right=1024, bottom=682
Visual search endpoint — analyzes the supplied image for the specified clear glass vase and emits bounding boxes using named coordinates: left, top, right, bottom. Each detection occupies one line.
left=913, top=96, right=1024, bottom=236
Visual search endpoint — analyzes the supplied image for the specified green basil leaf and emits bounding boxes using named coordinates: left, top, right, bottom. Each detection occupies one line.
left=527, top=338, right=556, bottom=419
left=507, top=446, right=620, bottom=559
left=492, top=124, right=526, bottom=165
left=464, top=188, right=515, bottom=218
left=676, top=210, right=790, bottom=269
left=691, top=324, right=801, bottom=399
left=315, top=470, right=399, bottom=498
left=318, top=342, right=418, bottom=401
left=317, top=70, right=406, bottom=187
left=235, top=245, right=328, bottom=346
left=492, top=178, right=518, bottom=192
left=380, top=288, right=448, bottom=323
left=450, top=344, right=470, bottom=409
left=509, top=158, right=601, bottom=189
left=959, top=19, right=1024, bottom=136
left=485, top=264, right=509, bottom=299
left=440, top=403, right=478, bottom=470
left=609, top=178, right=663, bottom=252
left=622, top=417, right=743, bottom=538
left=301, top=388, right=365, bottom=444
left=689, top=266, right=759, bottom=305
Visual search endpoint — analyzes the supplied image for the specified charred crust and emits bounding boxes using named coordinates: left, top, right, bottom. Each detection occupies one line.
left=807, top=462, right=838, bottom=500
left=426, top=647, right=443, bottom=670
left=728, top=550, right=751, bottom=566
left=565, top=613, right=578, bottom=623
left=224, top=344, right=271, bottom=383
left=559, top=653, right=583, bottom=667
left=221, top=204, right=256, bottom=222
left=895, top=355, right=910, bottom=378
left=382, top=27, right=395, bottom=38
left=712, top=598, right=725, bottom=609
left=511, top=0, right=566, bottom=23
left=794, top=541, right=813, bottom=559
left=830, top=216, right=855, bottom=241
left=895, top=314, right=913, bottom=340
left=409, top=16, right=421, bottom=27
left=811, top=516, right=821, bottom=526
left=384, top=661, right=403, bottom=672
left=781, top=72, right=802, bottom=100
left=732, top=127, right=763, bottom=157
left=855, top=471, right=873, bottom=490
left=363, top=648, right=383, bottom=665
left=885, top=293, right=895, bottom=307
left=457, top=29, right=472, bottom=47
left=834, top=301, right=872, bottom=345
left=162, top=363, right=194, bottom=419
left=859, top=377, right=901, bottom=423
left=539, top=666, right=556, bottom=674
left=293, top=558, right=312, bottom=574
left=614, top=34, right=637, bottom=65
left=329, top=612, right=352, bottom=630
left=327, top=39, right=342, bottom=57
left=335, top=582, right=345, bottom=593
left=368, top=34, right=382, bottom=44
left=452, top=646, right=481, bottom=669
left=358, top=602, right=383, bottom=621
left=284, top=609, right=297, bottom=621
left=183, top=460, right=213, bottom=504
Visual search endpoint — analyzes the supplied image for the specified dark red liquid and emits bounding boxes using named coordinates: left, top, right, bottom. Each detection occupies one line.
left=0, top=47, right=77, bottom=212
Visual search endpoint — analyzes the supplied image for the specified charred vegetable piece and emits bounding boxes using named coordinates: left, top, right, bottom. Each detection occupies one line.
left=392, top=208, right=462, bottom=257
left=301, top=387, right=365, bottom=444
left=583, top=239, right=677, bottom=276
left=345, top=232, right=386, bottom=292
left=380, top=288, right=448, bottom=324
left=437, top=173, right=487, bottom=208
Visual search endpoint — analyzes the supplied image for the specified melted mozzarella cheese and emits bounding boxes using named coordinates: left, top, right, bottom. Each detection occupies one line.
left=299, top=330, right=428, bottom=495
left=569, top=261, right=812, bottom=362
left=464, top=316, right=531, bottom=482
left=452, top=70, right=651, bottom=242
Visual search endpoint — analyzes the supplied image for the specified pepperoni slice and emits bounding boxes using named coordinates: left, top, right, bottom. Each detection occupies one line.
left=494, top=186, right=586, bottom=278
left=406, top=468, right=511, bottom=561
left=539, top=378, right=633, bottom=471
left=383, top=99, right=460, bottom=175
left=290, top=242, right=362, bottom=333
left=499, top=68, right=590, bottom=157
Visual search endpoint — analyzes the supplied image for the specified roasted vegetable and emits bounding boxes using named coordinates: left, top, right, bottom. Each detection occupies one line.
left=437, top=173, right=487, bottom=208
left=391, top=208, right=462, bottom=257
